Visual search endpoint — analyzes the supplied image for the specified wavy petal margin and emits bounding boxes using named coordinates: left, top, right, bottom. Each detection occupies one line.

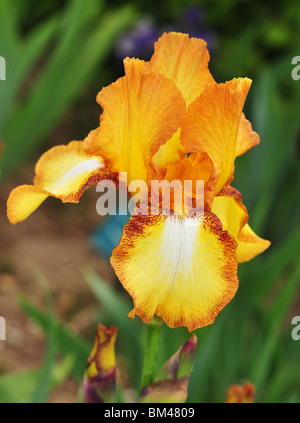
left=212, top=186, right=271, bottom=262
left=148, top=32, right=215, bottom=106
left=181, top=78, right=252, bottom=195
left=84, top=58, right=186, bottom=185
left=7, top=141, right=106, bottom=224
left=111, top=207, right=238, bottom=332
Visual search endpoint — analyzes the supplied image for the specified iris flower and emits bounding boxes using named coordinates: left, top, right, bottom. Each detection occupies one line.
left=7, top=32, right=270, bottom=332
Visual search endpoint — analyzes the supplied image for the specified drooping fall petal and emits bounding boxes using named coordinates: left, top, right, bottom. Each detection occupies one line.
left=148, top=32, right=215, bottom=106
left=181, top=78, right=252, bottom=194
left=84, top=57, right=186, bottom=186
left=111, top=206, right=238, bottom=332
left=78, top=324, right=118, bottom=403
left=236, top=224, right=271, bottom=263
left=7, top=141, right=106, bottom=224
left=139, top=334, right=197, bottom=403
left=211, top=186, right=270, bottom=262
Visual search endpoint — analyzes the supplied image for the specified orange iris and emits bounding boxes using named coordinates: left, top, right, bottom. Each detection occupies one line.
left=7, top=32, right=270, bottom=332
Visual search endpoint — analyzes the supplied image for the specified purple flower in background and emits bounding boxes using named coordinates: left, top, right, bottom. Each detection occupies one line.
left=115, top=18, right=160, bottom=60
left=185, top=5, right=204, bottom=27
left=173, top=5, right=217, bottom=51
left=115, top=6, right=217, bottom=62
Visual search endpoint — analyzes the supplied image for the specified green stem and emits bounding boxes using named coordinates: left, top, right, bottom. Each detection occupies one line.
left=140, top=317, right=163, bottom=390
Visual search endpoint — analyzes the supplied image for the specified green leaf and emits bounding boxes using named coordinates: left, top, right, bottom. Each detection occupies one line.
left=19, top=295, right=91, bottom=380
left=0, top=356, right=73, bottom=403
left=1, top=1, right=137, bottom=177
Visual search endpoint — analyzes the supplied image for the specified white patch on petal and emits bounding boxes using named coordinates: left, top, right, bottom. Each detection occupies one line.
left=159, top=215, right=201, bottom=289
left=45, top=158, right=104, bottom=194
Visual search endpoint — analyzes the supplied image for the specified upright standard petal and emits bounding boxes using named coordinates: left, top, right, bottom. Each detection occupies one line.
left=236, top=113, right=260, bottom=156
left=151, top=129, right=186, bottom=170
left=84, top=58, right=186, bottom=186
left=7, top=141, right=106, bottom=224
left=148, top=33, right=259, bottom=161
left=148, top=32, right=215, bottom=106
left=211, top=187, right=271, bottom=263
left=111, top=207, right=238, bottom=332
left=181, top=78, right=252, bottom=194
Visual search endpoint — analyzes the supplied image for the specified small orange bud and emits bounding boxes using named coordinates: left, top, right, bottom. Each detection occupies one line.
left=225, top=382, right=255, bottom=403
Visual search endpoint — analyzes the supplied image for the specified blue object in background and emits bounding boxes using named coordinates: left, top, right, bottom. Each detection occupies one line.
left=88, top=213, right=131, bottom=260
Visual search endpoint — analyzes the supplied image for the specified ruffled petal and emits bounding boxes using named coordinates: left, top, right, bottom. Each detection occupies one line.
left=148, top=33, right=259, bottom=160
left=111, top=207, right=238, bottom=332
left=236, top=113, right=260, bottom=157
left=181, top=78, right=252, bottom=194
left=211, top=186, right=271, bottom=263
left=84, top=58, right=186, bottom=185
left=148, top=32, right=215, bottom=105
left=7, top=141, right=106, bottom=224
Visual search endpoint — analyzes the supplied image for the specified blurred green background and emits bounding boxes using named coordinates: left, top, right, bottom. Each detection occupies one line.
left=0, top=0, right=300, bottom=403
